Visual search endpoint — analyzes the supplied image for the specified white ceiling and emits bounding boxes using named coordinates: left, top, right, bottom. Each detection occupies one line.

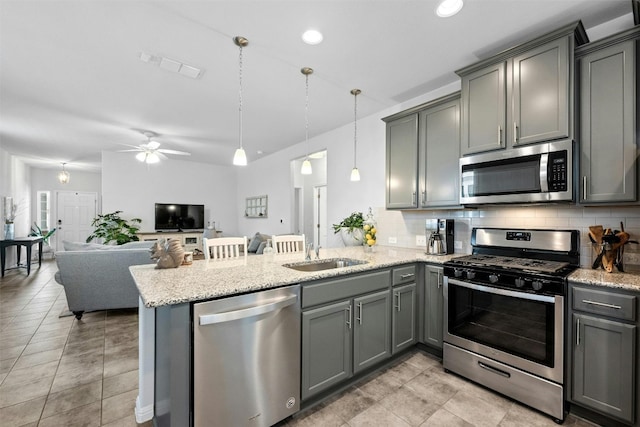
left=0, top=0, right=634, bottom=173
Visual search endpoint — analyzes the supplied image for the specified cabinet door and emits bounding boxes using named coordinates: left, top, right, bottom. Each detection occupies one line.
left=572, top=313, right=636, bottom=423
left=386, top=115, right=419, bottom=208
left=423, top=266, right=444, bottom=348
left=392, top=283, right=417, bottom=354
left=579, top=40, right=636, bottom=203
left=419, top=98, right=461, bottom=207
left=301, top=300, right=352, bottom=400
left=512, top=37, right=570, bottom=146
left=353, top=290, right=391, bottom=373
left=460, top=61, right=506, bottom=155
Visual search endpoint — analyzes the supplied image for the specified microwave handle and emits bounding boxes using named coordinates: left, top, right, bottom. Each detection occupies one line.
left=539, top=153, right=549, bottom=193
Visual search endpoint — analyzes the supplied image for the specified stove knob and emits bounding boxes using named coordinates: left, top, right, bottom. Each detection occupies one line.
left=466, top=270, right=476, bottom=280
left=454, top=269, right=463, bottom=278
left=515, top=278, right=525, bottom=288
left=489, top=273, right=499, bottom=284
left=532, top=280, right=544, bottom=291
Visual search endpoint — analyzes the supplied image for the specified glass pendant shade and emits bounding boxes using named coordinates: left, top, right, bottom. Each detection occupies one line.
left=301, top=158, right=312, bottom=175
left=233, top=147, right=247, bottom=166
left=350, top=167, right=361, bottom=182
left=58, top=163, right=70, bottom=184
left=135, top=152, right=146, bottom=162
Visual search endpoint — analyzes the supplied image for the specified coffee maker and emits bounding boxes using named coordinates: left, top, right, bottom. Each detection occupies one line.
left=425, top=219, right=454, bottom=255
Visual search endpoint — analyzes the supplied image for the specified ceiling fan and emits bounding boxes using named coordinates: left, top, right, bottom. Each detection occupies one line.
left=119, top=131, right=191, bottom=164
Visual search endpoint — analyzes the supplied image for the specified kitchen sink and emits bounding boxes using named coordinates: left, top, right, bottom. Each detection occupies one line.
left=283, top=258, right=368, bottom=272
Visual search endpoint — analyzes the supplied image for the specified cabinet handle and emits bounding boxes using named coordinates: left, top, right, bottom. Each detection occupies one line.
left=497, top=125, right=502, bottom=145
left=438, top=278, right=442, bottom=289
left=576, top=318, right=580, bottom=347
left=400, top=273, right=414, bottom=279
left=412, top=191, right=417, bottom=206
left=513, top=122, right=518, bottom=143
left=395, top=292, right=401, bottom=312
left=346, top=306, right=352, bottom=329
left=421, top=191, right=426, bottom=206
left=582, top=299, right=622, bottom=310
left=582, top=176, right=587, bottom=201
left=357, top=302, right=363, bottom=324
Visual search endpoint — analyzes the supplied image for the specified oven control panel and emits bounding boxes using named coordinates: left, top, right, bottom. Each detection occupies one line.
left=445, top=266, right=564, bottom=295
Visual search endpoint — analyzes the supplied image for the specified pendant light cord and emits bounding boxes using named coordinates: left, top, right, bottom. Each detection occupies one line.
left=305, top=73, right=309, bottom=151
left=238, top=44, right=243, bottom=149
left=353, top=91, right=358, bottom=167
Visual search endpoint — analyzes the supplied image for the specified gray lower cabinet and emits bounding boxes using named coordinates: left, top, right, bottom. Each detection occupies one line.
left=301, top=270, right=392, bottom=400
left=392, top=283, right=417, bottom=354
left=422, top=265, right=443, bottom=349
left=569, top=284, right=638, bottom=425
left=576, top=28, right=638, bottom=204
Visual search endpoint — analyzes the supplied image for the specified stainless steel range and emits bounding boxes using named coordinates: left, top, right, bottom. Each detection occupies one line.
left=443, top=228, right=580, bottom=423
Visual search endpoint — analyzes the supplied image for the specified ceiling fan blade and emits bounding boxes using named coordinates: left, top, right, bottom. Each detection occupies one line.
left=158, top=149, right=191, bottom=156
left=117, top=149, right=143, bottom=152
left=156, top=151, right=169, bottom=160
left=147, top=140, right=161, bottom=150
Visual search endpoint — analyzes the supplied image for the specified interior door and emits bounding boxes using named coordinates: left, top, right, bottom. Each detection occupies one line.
left=56, top=191, right=98, bottom=250
left=313, top=185, right=327, bottom=248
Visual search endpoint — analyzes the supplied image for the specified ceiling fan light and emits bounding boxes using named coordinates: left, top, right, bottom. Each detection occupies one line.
left=233, top=147, right=247, bottom=166
left=436, top=0, right=463, bottom=17
left=350, top=167, right=361, bottom=182
left=302, top=29, right=323, bottom=45
left=301, top=158, right=312, bottom=175
left=146, top=152, right=160, bottom=164
left=135, top=152, right=147, bottom=162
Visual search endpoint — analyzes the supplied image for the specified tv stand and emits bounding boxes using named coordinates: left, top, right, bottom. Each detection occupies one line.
left=138, top=231, right=210, bottom=253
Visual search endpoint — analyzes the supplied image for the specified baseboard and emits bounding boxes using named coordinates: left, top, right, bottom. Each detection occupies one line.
left=135, top=395, right=154, bottom=423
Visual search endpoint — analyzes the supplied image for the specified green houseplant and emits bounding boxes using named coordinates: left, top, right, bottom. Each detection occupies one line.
left=86, top=211, right=142, bottom=245
left=29, top=222, right=56, bottom=244
left=332, top=211, right=365, bottom=246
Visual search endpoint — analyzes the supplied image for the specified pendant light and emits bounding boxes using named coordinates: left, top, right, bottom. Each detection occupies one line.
left=300, top=67, right=313, bottom=175
left=350, top=89, right=361, bottom=182
left=232, top=36, right=248, bottom=166
left=58, top=162, right=70, bottom=184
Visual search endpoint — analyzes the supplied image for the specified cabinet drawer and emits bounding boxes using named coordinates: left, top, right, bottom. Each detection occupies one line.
left=573, top=287, right=636, bottom=321
left=302, top=271, right=390, bottom=308
left=392, top=265, right=416, bottom=286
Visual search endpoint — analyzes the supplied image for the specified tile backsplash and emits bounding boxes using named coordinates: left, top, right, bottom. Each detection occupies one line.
left=374, top=205, right=640, bottom=269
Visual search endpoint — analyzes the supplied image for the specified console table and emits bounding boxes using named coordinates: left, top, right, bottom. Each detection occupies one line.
left=0, top=236, right=43, bottom=277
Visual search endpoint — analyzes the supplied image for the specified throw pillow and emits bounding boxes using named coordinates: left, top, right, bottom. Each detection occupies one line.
left=247, top=232, right=262, bottom=253
left=63, top=241, right=116, bottom=251
left=256, top=241, right=267, bottom=255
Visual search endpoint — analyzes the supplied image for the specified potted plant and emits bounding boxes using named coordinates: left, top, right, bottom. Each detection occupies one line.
left=86, top=211, right=142, bottom=245
left=29, top=222, right=56, bottom=244
left=332, top=211, right=365, bottom=246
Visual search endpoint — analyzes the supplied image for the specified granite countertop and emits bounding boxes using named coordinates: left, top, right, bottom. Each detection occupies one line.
left=130, top=246, right=458, bottom=308
left=569, top=265, right=640, bottom=292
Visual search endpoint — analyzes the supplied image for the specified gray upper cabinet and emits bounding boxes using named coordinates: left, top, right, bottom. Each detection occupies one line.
left=419, top=96, right=461, bottom=207
left=577, top=28, right=638, bottom=204
left=512, top=38, right=570, bottom=146
left=385, top=114, right=419, bottom=208
left=457, top=22, right=586, bottom=155
left=384, top=92, right=461, bottom=209
left=460, top=62, right=506, bottom=155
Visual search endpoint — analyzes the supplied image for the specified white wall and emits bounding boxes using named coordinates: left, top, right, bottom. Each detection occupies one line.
left=102, top=151, right=239, bottom=235
left=1, top=147, right=32, bottom=267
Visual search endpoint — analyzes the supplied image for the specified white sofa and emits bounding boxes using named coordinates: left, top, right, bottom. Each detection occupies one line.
left=54, top=241, right=156, bottom=319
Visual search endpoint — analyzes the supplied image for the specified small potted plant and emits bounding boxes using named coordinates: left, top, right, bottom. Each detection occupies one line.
left=86, top=211, right=142, bottom=245
left=332, top=211, right=365, bottom=246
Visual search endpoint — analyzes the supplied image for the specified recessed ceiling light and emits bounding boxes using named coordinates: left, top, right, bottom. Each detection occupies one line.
left=302, top=29, right=323, bottom=45
left=436, top=0, right=464, bottom=18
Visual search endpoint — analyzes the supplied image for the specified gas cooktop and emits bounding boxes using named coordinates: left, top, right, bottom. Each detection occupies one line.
left=448, top=254, right=571, bottom=274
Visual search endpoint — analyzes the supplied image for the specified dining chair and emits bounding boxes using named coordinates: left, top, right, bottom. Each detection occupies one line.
left=271, top=234, right=305, bottom=254
left=203, top=236, right=248, bottom=260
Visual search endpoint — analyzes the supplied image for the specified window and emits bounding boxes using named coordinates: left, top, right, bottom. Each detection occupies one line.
left=36, top=191, right=51, bottom=231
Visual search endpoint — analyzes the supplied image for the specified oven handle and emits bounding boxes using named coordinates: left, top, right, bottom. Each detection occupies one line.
left=446, top=278, right=556, bottom=303
left=478, top=361, right=511, bottom=378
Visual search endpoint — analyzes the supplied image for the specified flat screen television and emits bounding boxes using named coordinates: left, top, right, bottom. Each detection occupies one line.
left=155, top=203, right=205, bottom=231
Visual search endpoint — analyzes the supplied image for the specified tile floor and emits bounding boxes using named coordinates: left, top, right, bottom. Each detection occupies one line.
left=0, top=259, right=152, bottom=426
left=1, top=258, right=600, bottom=427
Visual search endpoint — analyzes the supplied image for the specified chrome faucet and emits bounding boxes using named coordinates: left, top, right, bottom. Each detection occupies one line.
left=305, top=243, right=313, bottom=261
left=315, top=245, right=321, bottom=259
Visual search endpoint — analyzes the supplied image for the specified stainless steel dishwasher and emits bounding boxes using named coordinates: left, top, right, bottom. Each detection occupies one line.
left=193, top=284, right=301, bottom=427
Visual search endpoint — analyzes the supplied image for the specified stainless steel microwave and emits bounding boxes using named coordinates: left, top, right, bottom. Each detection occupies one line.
left=460, top=139, right=574, bottom=205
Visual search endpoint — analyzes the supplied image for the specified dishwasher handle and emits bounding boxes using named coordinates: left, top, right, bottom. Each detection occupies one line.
left=199, top=293, right=298, bottom=325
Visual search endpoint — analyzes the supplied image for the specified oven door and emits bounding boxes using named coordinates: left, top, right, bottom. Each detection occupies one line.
left=443, top=277, right=564, bottom=383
